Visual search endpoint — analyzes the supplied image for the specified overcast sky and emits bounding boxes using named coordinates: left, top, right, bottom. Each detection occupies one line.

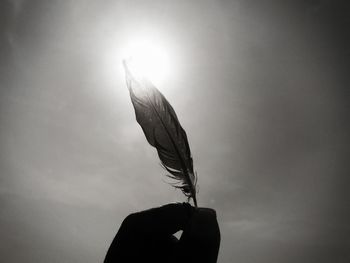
left=0, top=0, right=349, bottom=262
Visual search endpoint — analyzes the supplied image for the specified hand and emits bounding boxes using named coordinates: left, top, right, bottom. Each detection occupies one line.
left=178, top=206, right=221, bottom=263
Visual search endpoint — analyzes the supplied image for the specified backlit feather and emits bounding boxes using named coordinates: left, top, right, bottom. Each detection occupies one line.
left=123, top=60, right=198, bottom=206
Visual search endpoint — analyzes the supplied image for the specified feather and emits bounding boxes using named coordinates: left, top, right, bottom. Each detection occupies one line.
left=123, top=59, right=198, bottom=207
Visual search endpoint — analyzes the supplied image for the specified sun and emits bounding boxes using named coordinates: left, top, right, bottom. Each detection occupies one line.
left=121, top=38, right=172, bottom=85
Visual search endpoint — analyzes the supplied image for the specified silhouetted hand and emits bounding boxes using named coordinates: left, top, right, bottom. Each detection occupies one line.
left=104, top=203, right=220, bottom=263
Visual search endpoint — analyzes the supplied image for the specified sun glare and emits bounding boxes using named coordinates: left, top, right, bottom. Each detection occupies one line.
left=122, top=39, right=171, bottom=85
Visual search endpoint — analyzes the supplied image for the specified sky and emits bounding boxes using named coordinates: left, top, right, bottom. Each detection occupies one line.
left=0, top=0, right=349, bottom=262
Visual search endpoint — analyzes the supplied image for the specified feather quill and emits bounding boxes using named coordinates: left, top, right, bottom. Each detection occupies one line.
left=123, top=59, right=198, bottom=207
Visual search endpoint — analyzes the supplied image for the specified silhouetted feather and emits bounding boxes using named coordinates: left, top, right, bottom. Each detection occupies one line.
left=123, top=60, right=197, bottom=206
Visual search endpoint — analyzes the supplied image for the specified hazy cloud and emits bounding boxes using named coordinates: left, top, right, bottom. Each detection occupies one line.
left=1, top=0, right=349, bottom=262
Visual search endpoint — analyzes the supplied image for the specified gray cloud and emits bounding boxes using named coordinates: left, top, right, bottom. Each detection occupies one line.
left=1, top=0, right=349, bottom=262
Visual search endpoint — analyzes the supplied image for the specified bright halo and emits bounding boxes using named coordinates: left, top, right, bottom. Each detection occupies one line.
left=122, top=39, right=171, bottom=85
